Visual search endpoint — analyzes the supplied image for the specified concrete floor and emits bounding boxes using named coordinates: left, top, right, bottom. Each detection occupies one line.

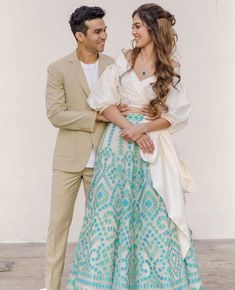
left=0, top=240, right=234, bottom=290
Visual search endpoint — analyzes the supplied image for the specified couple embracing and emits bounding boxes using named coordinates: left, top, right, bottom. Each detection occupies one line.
left=44, top=4, right=204, bottom=290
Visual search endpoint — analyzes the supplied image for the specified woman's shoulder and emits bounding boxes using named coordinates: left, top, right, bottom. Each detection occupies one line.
left=114, top=49, right=133, bottom=69
left=101, top=49, right=133, bottom=76
left=121, top=48, right=132, bottom=59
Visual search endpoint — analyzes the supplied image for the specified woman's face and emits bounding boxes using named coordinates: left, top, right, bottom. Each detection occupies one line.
left=132, top=14, right=152, bottom=48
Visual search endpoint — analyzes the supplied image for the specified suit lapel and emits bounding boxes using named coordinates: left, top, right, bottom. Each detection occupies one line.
left=98, top=54, right=108, bottom=77
left=68, top=51, right=109, bottom=95
left=68, top=50, right=90, bottom=96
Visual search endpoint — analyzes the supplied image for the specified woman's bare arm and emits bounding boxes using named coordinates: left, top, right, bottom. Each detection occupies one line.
left=102, top=105, right=154, bottom=153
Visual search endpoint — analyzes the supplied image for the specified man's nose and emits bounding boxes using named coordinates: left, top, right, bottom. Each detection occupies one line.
left=100, top=31, right=107, bottom=39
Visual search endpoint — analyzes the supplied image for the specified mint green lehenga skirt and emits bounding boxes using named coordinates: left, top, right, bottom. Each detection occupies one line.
left=66, top=114, right=204, bottom=290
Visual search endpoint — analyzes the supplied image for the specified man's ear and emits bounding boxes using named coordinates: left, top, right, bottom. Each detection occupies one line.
left=75, top=32, right=85, bottom=42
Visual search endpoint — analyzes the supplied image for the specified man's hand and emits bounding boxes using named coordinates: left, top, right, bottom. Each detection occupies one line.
left=96, top=112, right=109, bottom=122
left=141, top=103, right=167, bottom=120
left=121, top=124, right=146, bottom=142
left=117, top=103, right=130, bottom=116
left=136, top=134, right=154, bottom=154
left=118, top=104, right=143, bottom=116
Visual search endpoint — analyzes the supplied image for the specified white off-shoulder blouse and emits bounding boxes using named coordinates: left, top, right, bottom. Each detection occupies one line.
left=87, top=50, right=194, bottom=259
left=88, top=50, right=190, bottom=134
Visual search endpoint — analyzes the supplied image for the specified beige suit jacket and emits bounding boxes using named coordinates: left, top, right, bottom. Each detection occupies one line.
left=46, top=50, right=114, bottom=172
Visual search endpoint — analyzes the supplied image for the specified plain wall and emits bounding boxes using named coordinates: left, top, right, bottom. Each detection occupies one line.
left=0, top=0, right=234, bottom=242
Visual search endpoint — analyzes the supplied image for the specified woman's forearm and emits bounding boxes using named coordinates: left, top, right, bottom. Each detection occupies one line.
left=142, top=117, right=171, bottom=133
left=102, top=105, right=133, bottom=129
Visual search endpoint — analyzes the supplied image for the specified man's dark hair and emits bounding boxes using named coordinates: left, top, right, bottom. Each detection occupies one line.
left=69, top=6, right=105, bottom=37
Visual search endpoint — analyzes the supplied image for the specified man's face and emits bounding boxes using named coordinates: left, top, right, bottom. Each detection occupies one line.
left=82, top=18, right=107, bottom=53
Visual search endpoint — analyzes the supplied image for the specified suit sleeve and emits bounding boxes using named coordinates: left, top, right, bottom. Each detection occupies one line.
left=46, top=63, right=97, bottom=132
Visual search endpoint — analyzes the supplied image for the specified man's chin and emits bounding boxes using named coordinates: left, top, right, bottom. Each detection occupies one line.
left=97, top=45, right=105, bottom=52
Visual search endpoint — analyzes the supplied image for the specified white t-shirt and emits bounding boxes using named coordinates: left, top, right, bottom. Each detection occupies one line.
left=80, top=60, right=99, bottom=168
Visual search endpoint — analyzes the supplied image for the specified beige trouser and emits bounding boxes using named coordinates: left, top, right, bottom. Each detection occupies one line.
left=45, top=167, right=93, bottom=290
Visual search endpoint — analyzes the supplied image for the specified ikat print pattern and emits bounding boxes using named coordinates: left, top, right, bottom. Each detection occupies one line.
left=67, top=115, right=204, bottom=290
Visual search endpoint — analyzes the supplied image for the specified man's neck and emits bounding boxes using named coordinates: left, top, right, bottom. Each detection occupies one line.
left=76, top=47, right=99, bottom=64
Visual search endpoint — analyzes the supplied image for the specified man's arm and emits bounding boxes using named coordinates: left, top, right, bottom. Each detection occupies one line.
left=46, top=64, right=106, bottom=132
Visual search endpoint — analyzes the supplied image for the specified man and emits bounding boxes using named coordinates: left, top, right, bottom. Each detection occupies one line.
left=44, top=6, right=113, bottom=290
left=43, top=5, right=155, bottom=290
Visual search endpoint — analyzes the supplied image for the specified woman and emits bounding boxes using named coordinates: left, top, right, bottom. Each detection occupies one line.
left=67, top=3, right=204, bottom=290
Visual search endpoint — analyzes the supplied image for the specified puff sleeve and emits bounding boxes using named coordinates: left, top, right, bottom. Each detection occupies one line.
left=87, top=63, right=120, bottom=113
left=161, top=80, right=190, bottom=134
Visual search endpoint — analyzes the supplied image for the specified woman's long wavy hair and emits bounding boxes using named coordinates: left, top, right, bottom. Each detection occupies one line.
left=130, top=3, right=180, bottom=116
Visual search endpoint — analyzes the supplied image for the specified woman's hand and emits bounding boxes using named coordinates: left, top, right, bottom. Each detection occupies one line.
left=122, top=124, right=155, bottom=153
left=121, top=124, right=146, bottom=142
left=136, top=134, right=154, bottom=154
